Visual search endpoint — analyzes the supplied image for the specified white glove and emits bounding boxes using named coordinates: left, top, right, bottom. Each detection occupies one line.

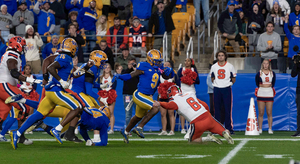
left=59, top=79, right=70, bottom=89
left=26, top=77, right=43, bottom=84
left=100, top=97, right=108, bottom=106
left=86, top=139, right=93, bottom=146
left=73, top=67, right=85, bottom=76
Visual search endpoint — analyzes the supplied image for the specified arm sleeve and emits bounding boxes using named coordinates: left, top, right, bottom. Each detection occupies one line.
left=193, top=68, right=200, bottom=84
left=160, top=101, right=178, bottom=110
left=273, top=35, right=282, bottom=52
left=33, top=2, right=40, bottom=15
left=255, top=72, right=260, bottom=87
left=49, top=24, right=55, bottom=33
left=95, top=124, right=108, bottom=146
left=256, top=35, right=266, bottom=52
left=36, top=36, right=44, bottom=47
left=85, top=81, right=100, bottom=100
left=24, top=11, right=34, bottom=25
left=79, top=125, right=90, bottom=141
left=272, top=71, right=276, bottom=87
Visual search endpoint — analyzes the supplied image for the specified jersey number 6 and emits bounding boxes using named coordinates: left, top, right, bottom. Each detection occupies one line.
left=186, top=97, right=201, bottom=111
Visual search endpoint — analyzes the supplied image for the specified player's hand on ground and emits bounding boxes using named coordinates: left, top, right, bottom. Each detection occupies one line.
left=26, top=77, right=43, bottom=84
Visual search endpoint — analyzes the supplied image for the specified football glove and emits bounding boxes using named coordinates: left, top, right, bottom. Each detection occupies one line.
left=26, top=77, right=43, bottom=84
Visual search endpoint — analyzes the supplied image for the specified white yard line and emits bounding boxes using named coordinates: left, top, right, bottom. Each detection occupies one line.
left=218, top=139, right=249, bottom=164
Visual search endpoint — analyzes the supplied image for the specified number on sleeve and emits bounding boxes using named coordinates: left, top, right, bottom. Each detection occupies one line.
left=92, top=110, right=103, bottom=118
left=217, top=69, right=225, bottom=79
left=151, top=73, right=159, bottom=89
left=186, top=97, right=201, bottom=111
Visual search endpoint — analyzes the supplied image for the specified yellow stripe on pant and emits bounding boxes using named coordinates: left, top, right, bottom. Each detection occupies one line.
left=79, top=92, right=100, bottom=108
left=133, top=90, right=154, bottom=118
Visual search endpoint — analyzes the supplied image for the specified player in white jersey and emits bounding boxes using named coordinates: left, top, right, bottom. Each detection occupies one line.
left=0, top=36, right=42, bottom=126
left=255, top=59, right=276, bottom=134
left=154, top=85, right=234, bottom=144
left=209, top=50, right=236, bottom=135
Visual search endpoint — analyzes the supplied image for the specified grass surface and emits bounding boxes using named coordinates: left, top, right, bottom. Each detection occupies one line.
left=0, top=131, right=299, bottom=164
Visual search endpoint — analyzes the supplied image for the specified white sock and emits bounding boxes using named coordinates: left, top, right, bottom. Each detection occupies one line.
left=17, top=131, right=21, bottom=137
left=93, top=134, right=100, bottom=140
left=202, top=137, right=211, bottom=142
left=124, top=130, right=129, bottom=135
left=55, top=124, right=63, bottom=131
left=137, top=126, right=142, bottom=129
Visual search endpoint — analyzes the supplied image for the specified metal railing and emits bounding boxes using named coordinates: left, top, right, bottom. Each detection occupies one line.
left=197, top=21, right=206, bottom=62
left=207, top=0, right=220, bottom=47
left=213, top=31, right=219, bottom=60
left=162, top=32, right=168, bottom=62
left=186, top=37, right=193, bottom=59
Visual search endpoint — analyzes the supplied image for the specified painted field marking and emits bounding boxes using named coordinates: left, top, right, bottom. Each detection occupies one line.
left=256, top=154, right=294, bottom=159
left=136, top=154, right=211, bottom=159
left=218, top=139, right=249, bottom=164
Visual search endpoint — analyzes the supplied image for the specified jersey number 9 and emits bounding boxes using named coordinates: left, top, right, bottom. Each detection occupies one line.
left=151, top=73, right=159, bottom=89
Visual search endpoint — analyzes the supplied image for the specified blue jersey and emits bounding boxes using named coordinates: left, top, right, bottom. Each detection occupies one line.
left=37, top=10, right=55, bottom=34
left=137, top=62, right=161, bottom=95
left=45, top=53, right=73, bottom=91
left=42, top=42, right=60, bottom=59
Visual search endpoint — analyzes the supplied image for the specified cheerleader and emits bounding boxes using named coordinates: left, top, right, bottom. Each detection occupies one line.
left=255, top=59, right=276, bottom=134
left=98, top=63, right=117, bottom=134
left=177, top=58, right=200, bottom=134
left=157, top=61, right=178, bottom=136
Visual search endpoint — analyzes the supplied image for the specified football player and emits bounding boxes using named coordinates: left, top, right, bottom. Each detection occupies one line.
left=9, top=38, right=85, bottom=149
left=0, top=36, right=42, bottom=142
left=119, top=49, right=173, bottom=143
left=154, top=85, right=234, bottom=144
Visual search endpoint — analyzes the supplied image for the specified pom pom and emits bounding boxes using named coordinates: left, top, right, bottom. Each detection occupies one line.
left=180, top=69, right=197, bottom=85
left=22, top=90, right=40, bottom=101
left=98, top=89, right=117, bottom=105
left=158, top=81, right=175, bottom=99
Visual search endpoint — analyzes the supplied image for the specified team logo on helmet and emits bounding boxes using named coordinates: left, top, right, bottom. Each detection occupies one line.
left=147, top=49, right=163, bottom=68
left=89, top=50, right=108, bottom=68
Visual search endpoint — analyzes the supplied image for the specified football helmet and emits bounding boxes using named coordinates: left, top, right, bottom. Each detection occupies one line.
left=100, top=106, right=111, bottom=119
left=8, top=36, right=26, bottom=53
left=167, top=85, right=182, bottom=98
left=147, top=49, right=163, bottom=68
left=89, top=50, right=108, bottom=68
left=60, top=38, right=78, bottom=57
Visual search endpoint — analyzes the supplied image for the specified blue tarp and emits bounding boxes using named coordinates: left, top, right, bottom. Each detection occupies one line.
left=2, top=73, right=298, bottom=132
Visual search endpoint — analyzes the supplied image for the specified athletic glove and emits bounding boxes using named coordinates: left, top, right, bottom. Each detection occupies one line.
left=59, top=79, right=70, bottom=89
left=163, top=67, right=174, bottom=78
left=26, top=77, right=43, bottom=84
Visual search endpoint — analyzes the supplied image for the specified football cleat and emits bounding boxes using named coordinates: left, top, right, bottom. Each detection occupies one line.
left=207, top=133, right=223, bottom=144
left=10, top=131, right=19, bottom=150
left=0, top=135, right=7, bottom=142
left=120, top=129, right=129, bottom=144
left=19, top=138, right=33, bottom=145
left=132, top=127, right=145, bottom=138
left=223, top=131, right=234, bottom=144
left=291, top=132, right=300, bottom=137
left=50, top=128, right=63, bottom=144
left=26, top=120, right=44, bottom=133
left=5, top=94, right=24, bottom=104
left=64, top=135, right=83, bottom=143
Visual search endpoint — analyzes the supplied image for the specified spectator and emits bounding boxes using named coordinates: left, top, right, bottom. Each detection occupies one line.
left=289, top=3, right=300, bottom=27
left=49, top=0, right=65, bottom=34
left=129, top=17, right=147, bottom=58
left=291, top=53, right=300, bottom=137
left=255, top=59, right=276, bottom=134
left=121, top=59, right=139, bottom=128
left=42, top=34, right=60, bottom=59
left=102, top=0, right=110, bottom=17
left=131, top=0, right=154, bottom=31
left=284, top=14, right=300, bottom=69
left=65, top=11, right=78, bottom=34
left=249, top=0, right=267, bottom=16
left=243, top=2, right=265, bottom=52
left=83, top=0, right=103, bottom=18
left=65, top=23, right=85, bottom=63
left=194, top=0, right=209, bottom=26
left=210, top=50, right=236, bottom=135
left=2, top=0, right=17, bottom=16
left=237, top=11, right=246, bottom=34
left=218, top=1, right=243, bottom=54
left=226, top=0, right=243, bottom=13
left=257, top=21, right=282, bottom=69
left=148, top=0, right=176, bottom=60
left=111, top=0, right=131, bottom=20
left=175, top=0, right=187, bottom=12
left=92, top=40, right=115, bottom=70
left=12, top=2, right=34, bottom=37
left=267, top=0, right=290, bottom=14
left=115, top=45, right=136, bottom=70
left=24, top=25, right=43, bottom=74
left=177, top=58, right=200, bottom=136
left=291, top=0, right=300, bottom=13
left=65, top=0, right=83, bottom=12
left=33, top=1, right=55, bottom=42
left=77, top=0, right=97, bottom=54
left=0, top=5, right=12, bottom=42
left=96, top=15, right=107, bottom=36
left=106, top=17, right=128, bottom=52
left=114, top=63, right=123, bottom=74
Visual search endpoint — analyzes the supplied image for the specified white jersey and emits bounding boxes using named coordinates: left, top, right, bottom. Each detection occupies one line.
left=0, top=50, right=22, bottom=86
left=159, top=75, right=173, bottom=83
left=171, top=92, right=207, bottom=122
left=210, top=61, right=236, bottom=88
left=259, top=70, right=273, bottom=85
left=101, top=75, right=112, bottom=91
left=181, top=67, right=196, bottom=94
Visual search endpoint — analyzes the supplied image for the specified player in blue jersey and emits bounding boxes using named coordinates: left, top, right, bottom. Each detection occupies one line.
left=9, top=38, right=85, bottom=149
left=119, top=49, right=174, bottom=143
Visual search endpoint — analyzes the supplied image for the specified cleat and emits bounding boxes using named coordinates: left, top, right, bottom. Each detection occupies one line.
left=0, top=135, right=7, bottom=142
left=158, top=130, right=168, bottom=136
left=291, top=132, right=300, bottom=137
left=132, top=127, right=144, bottom=138
left=120, top=129, right=129, bottom=143
left=167, top=131, right=175, bottom=136
left=207, top=133, right=223, bottom=144
left=64, top=135, right=83, bottom=143
left=26, top=120, right=44, bottom=133
left=50, top=128, right=63, bottom=144
left=181, top=129, right=187, bottom=134
left=107, top=129, right=114, bottom=134
left=5, top=94, right=24, bottom=104
left=223, top=131, right=234, bottom=144
left=10, top=131, right=19, bottom=150
left=19, top=138, right=33, bottom=145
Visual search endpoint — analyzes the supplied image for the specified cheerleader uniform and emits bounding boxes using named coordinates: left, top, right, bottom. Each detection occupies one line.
left=255, top=70, right=276, bottom=102
left=98, top=76, right=117, bottom=105
left=177, top=67, right=200, bottom=94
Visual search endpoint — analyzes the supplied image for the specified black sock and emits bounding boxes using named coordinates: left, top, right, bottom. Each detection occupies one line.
left=18, top=133, right=26, bottom=143
left=65, top=126, right=75, bottom=139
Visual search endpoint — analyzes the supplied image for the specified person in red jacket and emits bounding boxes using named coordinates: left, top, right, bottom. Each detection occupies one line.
left=106, top=17, right=128, bottom=53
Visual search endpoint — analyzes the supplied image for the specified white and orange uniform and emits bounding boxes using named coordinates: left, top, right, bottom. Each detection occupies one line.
left=0, top=50, right=29, bottom=121
left=255, top=70, right=276, bottom=102
left=159, top=93, right=225, bottom=141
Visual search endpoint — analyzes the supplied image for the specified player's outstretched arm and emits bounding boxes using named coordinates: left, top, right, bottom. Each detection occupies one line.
left=7, top=59, right=42, bottom=84
left=119, top=69, right=143, bottom=81
left=156, top=101, right=179, bottom=111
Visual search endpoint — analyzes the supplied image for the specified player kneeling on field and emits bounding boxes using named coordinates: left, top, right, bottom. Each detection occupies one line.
left=153, top=85, right=234, bottom=144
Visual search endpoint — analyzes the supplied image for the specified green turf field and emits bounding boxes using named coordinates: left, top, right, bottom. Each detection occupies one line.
left=0, top=131, right=300, bottom=164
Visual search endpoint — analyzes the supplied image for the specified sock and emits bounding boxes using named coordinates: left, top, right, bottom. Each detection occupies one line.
left=18, top=111, right=44, bottom=134
left=137, top=126, right=142, bottom=130
left=25, top=99, right=39, bottom=109
left=124, top=130, right=129, bottom=135
left=0, top=117, right=16, bottom=136
left=45, top=126, right=54, bottom=137
left=17, top=131, right=21, bottom=137
left=55, top=124, right=63, bottom=131
left=93, top=134, right=100, bottom=140
left=65, top=126, right=75, bottom=138
left=18, top=133, right=26, bottom=143
left=202, top=137, right=211, bottom=142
